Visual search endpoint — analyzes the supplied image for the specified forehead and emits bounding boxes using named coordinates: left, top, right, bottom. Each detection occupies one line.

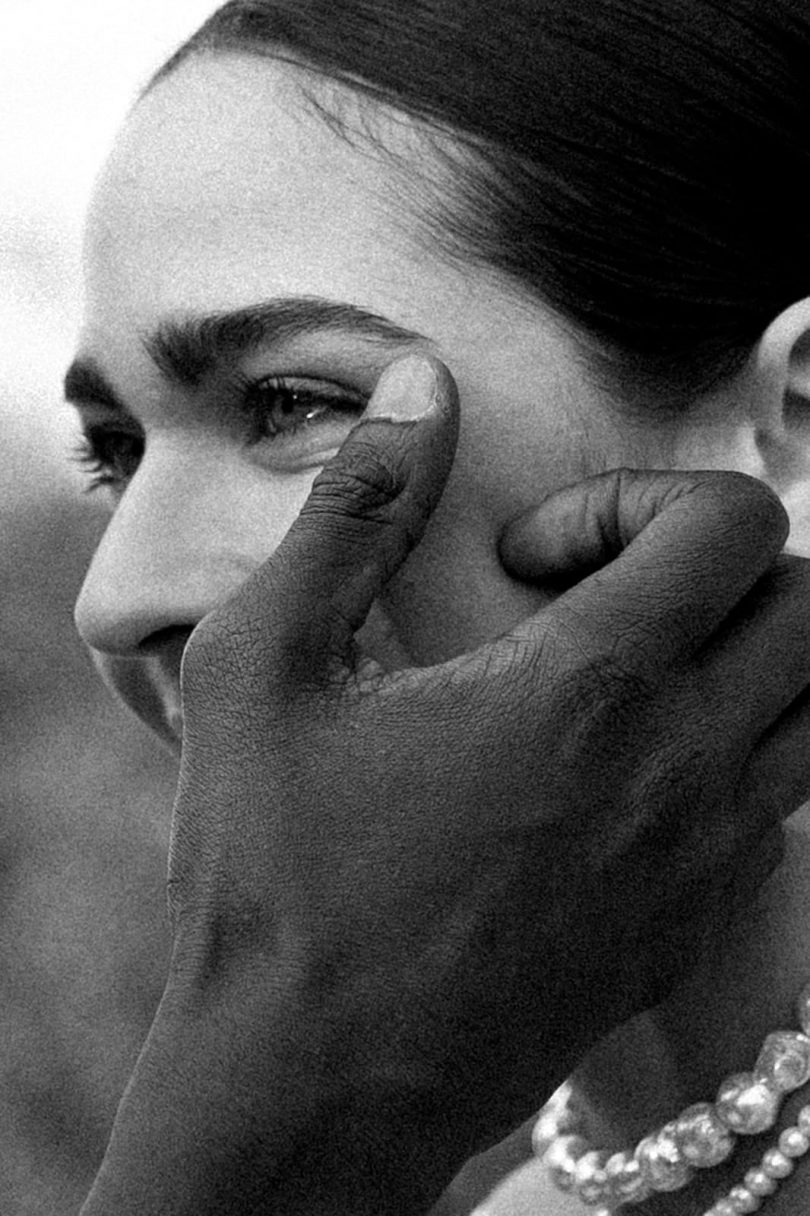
left=78, top=52, right=581, bottom=432
left=84, top=54, right=450, bottom=331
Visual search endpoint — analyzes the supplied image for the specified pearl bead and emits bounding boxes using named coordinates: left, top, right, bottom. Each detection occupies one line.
left=574, top=1148, right=608, bottom=1179
left=635, top=1128, right=693, bottom=1192
left=574, top=1150, right=611, bottom=1204
left=709, top=1200, right=739, bottom=1216
left=726, top=1185, right=762, bottom=1213
left=538, top=1083, right=582, bottom=1134
left=674, top=1102, right=736, bottom=1167
left=778, top=1126, right=810, bottom=1157
left=605, top=1150, right=633, bottom=1181
left=754, top=1031, right=810, bottom=1093
left=610, top=1153, right=650, bottom=1200
left=545, top=1160, right=576, bottom=1191
left=761, top=1147, right=795, bottom=1179
left=715, top=1073, right=781, bottom=1135
left=532, top=1110, right=563, bottom=1158
left=538, top=983, right=810, bottom=1213
left=744, top=1167, right=778, bottom=1197
left=578, top=1185, right=612, bottom=1207
left=550, top=1132, right=588, bottom=1162
left=544, top=1133, right=588, bottom=1190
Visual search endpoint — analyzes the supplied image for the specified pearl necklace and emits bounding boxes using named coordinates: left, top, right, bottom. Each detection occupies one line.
left=532, top=982, right=810, bottom=1215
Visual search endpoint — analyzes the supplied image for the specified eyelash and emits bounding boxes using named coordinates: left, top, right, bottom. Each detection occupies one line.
left=72, top=429, right=144, bottom=494
left=240, top=374, right=366, bottom=445
left=72, top=375, right=368, bottom=492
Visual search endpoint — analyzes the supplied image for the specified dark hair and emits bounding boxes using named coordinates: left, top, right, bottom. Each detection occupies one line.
left=152, top=0, right=810, bottom=403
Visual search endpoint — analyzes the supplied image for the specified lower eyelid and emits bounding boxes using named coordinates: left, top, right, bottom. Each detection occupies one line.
left=73, top=383, right=365, bottom=483
left=254, top=418, right=358, bottom=467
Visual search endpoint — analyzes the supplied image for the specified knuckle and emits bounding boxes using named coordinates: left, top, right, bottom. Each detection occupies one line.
left=547, top=611, right=659, bottom=706
left=637, top=731, right=718, bottom=811
left=584, top=648, right=657, bottom=705
left=303, top=440, right=400, bottom=525
left=611, top=469, right=784, bottom=540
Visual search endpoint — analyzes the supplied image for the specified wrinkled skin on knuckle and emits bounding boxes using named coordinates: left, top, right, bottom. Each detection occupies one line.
left=568, top=646, right=659, bottom=729
left=627, top=733, right=723, bottom=847
left=537, top=659, right=687, bottom=843
left=302, top=439, right=402, bottom=531
left=430, top=629, right=656, bottom=834
left=431, top=646, right=546, bottom=758
left=591, top=468, right=785, bottom=557
left=663, top=469, right=785, bottom=545
left=493, top=629, right=564, bottom=689
left=542, top=607, right=661, bottom=701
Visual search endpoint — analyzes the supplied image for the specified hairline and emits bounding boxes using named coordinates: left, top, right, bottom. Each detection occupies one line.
left=142, top=39, right=740, bottom=414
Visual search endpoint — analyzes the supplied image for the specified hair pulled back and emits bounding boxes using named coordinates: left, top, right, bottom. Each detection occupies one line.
left=154, top=0, right=810, bottom=400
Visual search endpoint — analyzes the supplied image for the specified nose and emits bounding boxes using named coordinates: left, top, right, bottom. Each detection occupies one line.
left=74, top=441, right=310, bottom=656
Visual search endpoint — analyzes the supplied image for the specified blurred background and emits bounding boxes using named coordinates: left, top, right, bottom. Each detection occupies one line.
left=0, top=4, right=218, bottom=1209
left=0, top=8, right=608, bottom=1215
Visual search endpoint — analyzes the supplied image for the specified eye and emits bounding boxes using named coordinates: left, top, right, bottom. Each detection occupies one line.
left=243, top=374, right=366, bottom=469
left=72, top=425, right=144, bottom=494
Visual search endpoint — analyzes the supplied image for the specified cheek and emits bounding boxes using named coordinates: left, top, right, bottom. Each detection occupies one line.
left=381, top=526, right=548, bottom=666
left=378, top=370, right=639, bottom=665
left=378, top=429, right=559, bottom=666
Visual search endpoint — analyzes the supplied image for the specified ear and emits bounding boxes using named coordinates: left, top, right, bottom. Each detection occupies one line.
left=749, top=297, right=810, bottom=552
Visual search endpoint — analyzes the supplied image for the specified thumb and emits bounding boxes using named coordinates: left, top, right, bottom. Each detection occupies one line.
left=229, top=352, right=459, bottom=686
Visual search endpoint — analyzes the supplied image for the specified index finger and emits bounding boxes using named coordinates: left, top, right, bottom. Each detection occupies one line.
left=499, top=468, right=789, bottom=677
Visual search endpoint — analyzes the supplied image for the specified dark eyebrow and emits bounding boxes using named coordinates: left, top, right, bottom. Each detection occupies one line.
left=144, top=296, right=429, bottom=388
left=63, top=359, right=128, bottom=412
left=64, top=296, right=430, bottom=408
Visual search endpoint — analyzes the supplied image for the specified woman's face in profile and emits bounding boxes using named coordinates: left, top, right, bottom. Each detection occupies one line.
left=69, top=53, right=692, bottom=750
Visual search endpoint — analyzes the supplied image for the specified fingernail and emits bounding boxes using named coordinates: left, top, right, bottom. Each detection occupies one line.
left=365, top=353, right=441, bottom=422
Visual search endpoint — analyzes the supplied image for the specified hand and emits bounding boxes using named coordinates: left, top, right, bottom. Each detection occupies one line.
left=81, top=354, right=810, bottom=1216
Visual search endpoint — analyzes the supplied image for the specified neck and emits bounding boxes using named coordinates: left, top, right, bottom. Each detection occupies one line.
left=571, top=815, right=810, bottom=1214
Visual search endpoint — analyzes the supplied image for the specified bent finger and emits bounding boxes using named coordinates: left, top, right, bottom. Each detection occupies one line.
left=690, top=556, right=810, bottom=749
left=499, top=468, right=788, bottom=679
left=187, top=353, right=459, bottom=697
left=739, top=691, right=810, bottom=827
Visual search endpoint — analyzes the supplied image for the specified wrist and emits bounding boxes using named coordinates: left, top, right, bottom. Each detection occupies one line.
left=81, top=974, right=475, bottom=1216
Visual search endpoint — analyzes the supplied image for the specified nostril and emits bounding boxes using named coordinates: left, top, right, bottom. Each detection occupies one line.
left=138, top=623, right=196, bottom=657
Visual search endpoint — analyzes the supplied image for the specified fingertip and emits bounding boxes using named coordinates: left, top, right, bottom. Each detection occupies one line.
left=361, top=352, right=460, bottom=429
left=498, top=473, right=623, bottom=582
left=711, top=472, right=790, bottom=551
left=498, top=469, right=790, bottom=586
